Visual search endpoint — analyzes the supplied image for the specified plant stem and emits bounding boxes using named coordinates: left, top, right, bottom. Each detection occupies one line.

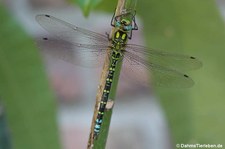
left=87, top=0, right=137, bottom=148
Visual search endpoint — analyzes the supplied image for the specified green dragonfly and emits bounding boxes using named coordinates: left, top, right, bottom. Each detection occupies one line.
left=36, top=11, right=202, bottom=138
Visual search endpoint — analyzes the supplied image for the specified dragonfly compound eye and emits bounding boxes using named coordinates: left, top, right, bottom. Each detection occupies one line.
left=124, top=25, right=132, bottom=31
left=115, top=21, right=121, bottom=27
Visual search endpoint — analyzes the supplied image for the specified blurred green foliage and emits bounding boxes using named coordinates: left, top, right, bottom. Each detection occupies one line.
left=0, top=106, right=11, bottom=149
left=70, top=0, right=103, bottom=16
left=137, top=0, right=225, bottom=145
left=0, top=4, right=60, bottom=149
left=98, top=0, right=225, bottom=146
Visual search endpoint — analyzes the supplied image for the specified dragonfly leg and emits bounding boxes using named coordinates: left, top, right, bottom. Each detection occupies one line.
left=105, top=32, right=112, bottom=41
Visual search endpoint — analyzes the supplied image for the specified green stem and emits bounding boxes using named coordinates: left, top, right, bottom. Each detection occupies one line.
left=87, top=0, right=137, bottom=148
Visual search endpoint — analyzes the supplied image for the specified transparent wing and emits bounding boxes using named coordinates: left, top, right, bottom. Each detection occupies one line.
left=37, top=37, right=109, bottom=67
left=36, top=14, right=108, bottom=44
left=36, top=14, right=110, bottom=67
left=122, top=44, right=202, bottom=88
left=126, top=44, right=202, bottom=72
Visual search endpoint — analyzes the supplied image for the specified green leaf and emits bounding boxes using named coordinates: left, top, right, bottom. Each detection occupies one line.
left=0, top=4, right=61, bottom=149
left=71, top=0, right=103, bottom=16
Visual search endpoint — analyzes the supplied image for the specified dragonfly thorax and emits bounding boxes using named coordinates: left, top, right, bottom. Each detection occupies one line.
left=112, top=30, right=128, bottom=51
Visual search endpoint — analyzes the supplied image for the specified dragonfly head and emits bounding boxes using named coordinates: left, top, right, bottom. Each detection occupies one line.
left=115, top=18, right=132, bottom=32
left=113, top=11, right=138, bottom=39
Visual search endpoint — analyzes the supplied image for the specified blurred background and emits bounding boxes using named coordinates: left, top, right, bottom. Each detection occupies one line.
left=0, top=0, right=225, bottom=149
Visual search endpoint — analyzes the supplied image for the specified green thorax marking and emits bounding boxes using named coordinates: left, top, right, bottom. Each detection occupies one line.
left=112, top=28, right=129, bottom=52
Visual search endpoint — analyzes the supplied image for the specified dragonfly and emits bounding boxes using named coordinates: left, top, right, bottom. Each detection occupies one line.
left=36, top=11, right=202, bottom=138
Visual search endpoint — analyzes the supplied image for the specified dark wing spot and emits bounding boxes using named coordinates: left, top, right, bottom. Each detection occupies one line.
left=190, top=56, right=196, bottom=59
left=184, top=74, right=189, bottom=78
left=45, top=14, right=50, bottom=18
left=43, top=37, right=48, bottom=40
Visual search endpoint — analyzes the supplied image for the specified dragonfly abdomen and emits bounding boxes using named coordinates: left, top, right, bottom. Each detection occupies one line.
left=93, top=51, right=121, bottom=138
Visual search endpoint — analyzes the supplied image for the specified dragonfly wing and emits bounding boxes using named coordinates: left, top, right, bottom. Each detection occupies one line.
left=126, top=44, right=202, bottom=72
left=123, top=49, right=195, bottom=88
left=36, top=14, right=108, bottom=44
left=37, top=37, right=109, bottom=67
left=36, top=14, right=110, bottom=67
